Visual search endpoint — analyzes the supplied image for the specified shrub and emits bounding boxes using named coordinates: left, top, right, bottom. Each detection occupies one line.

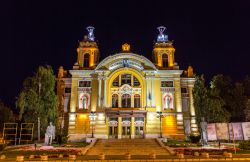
left=188, top=134, right=201, bottom=143
left=239, top=140, right=250, bottom=150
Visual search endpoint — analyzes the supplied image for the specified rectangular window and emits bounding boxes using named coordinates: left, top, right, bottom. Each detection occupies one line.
left=161, top=81, right=173, bottom=87
left=181, top=88, right=188, bottom=93
left=79, top=81, right=91, bottom=87
left=65, top=88, right=71, bottom=93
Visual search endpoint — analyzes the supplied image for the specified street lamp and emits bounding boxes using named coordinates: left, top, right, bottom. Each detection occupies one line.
left=89, top=111, right=97, bottom=138
left=156, top=111, right=164, bottom=138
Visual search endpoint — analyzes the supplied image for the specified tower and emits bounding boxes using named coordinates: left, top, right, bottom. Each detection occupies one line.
left=76, top=26, right=100, bottom=69
left=153, top=26, right=176, bottom=69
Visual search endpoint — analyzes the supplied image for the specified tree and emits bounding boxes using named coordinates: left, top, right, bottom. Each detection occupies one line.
left=16, top=65, right=58, bottom=138
left=211, top=75, right=247, bottom=122
left=206, top=87, right=230, bottom=123
left=243, top=76, right=250, bottom=121
left=193, top=75, right=230, bottom=125
left=0, top=101, right=15, bottom=131
left=193, top=75, right=208, bottom=125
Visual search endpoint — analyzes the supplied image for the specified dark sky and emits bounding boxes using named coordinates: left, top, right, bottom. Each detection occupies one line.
left=1, top=0, right=250, bottom=107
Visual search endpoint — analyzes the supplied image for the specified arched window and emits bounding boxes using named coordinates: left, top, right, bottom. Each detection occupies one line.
left=121, top=74, right=131, bottom=86
left=122, top=94, right=131, bottom=108
left=133, top=76, right=140, bottom=86
left=162, top=54, right=168, bottom=68
left=134, top=94, right=140, bottom=108
left=112, top=76, right=119, bottom=87
left=112, top=94, right=118, bottom=108
left=83, top=53, right=90, bottom=67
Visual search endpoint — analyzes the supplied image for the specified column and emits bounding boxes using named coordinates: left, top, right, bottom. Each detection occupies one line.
left=131, top=117, right=135, bottom=139
left=118, top=94, right=122, bottom=108
left=174, top=78, right=184, bottom=134
left=118, top=117, right=122, bottom=139
left=98, top=78, right=102, bottom=107
left=188, top=85, right=198, bottom=134
left=151, top=77, right=155, bottom=107
left=131, top=95, right=134, bottom=108
left=103, top=78, right=107, bottom=107
left=146, top=77, right=149, bottom=107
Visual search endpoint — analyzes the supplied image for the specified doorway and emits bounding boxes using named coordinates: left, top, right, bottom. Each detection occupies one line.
left=109, top=126, right=118, bottom=138
left=135, top=126, right=144, bottom=138
left=122, top=126, right=130, bottom=138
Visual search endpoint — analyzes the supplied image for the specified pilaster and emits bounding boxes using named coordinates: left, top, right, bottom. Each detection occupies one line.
left=118, top=117, right=122, bottom=139
left=131, top=117, right=135, bottom=139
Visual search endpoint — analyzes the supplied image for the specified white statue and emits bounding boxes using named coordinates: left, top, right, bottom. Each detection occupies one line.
left=200, top=117, right=208, bottom=145
left=44, top=122, right=55, bottom=145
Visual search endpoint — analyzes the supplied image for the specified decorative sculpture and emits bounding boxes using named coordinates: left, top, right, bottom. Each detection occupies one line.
left=44, top=122, right=55, bottom=145
left=200, top=117, right=208, bottom=145
left=157, top=26, right=168, bottom=42
left=86, top=26, right=95, bottom=41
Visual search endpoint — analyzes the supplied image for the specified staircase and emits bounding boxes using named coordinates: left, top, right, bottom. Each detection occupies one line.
left=86, top=139, right=170, bottom=155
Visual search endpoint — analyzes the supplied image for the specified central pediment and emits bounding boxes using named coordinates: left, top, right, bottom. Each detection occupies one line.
left=95, top=53, right=157, bottom=71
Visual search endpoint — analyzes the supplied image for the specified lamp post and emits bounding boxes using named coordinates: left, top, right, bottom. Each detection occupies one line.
left=156, top=111, right=164, bottom=138
left=89, top=111, right=97, bottom=138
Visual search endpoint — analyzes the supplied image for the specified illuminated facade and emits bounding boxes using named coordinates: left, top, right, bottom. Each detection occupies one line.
left=57, top=26, right=198, bottom=141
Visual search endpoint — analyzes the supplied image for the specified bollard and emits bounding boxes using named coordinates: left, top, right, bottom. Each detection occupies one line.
left=16, top=155, right=24, bottom=162
left=99, top=153, right=105, bottom=160
left=69, top=154, right=76, bottom=160
left=40, top=155, right=48, bottom=161
left=201, top=152, right=209, bottom=158
left=149, top=153, right=156, bottom=159
left=224, top=152, right=232, bottom=158
left=177, top=153, right=184, bottom=158
left=125, top=153, right=131, bottom=160
left=194, top=152, right=199, bottom=156
left=58, top=154, right=63, bottom=158
left=29, top=155, right=34, bottom=159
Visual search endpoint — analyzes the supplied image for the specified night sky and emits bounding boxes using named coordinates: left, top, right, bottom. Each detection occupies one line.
left=1, top=1, right=250, bottom=107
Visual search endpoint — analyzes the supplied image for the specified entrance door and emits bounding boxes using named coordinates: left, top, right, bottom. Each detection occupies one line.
left=109, top=126, right=118, bottom=138
left=135, top=126, right=144, bottom=138
left=122, top=126, right=130, bottom=138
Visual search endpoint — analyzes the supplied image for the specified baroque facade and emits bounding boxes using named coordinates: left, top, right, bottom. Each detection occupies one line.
left=57, top=26, right=198, bottom=141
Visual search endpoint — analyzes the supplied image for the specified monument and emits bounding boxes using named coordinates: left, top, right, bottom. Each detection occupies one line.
left=44, top=122, right=55, bottom=145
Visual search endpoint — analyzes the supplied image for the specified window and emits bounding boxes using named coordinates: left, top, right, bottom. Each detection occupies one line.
left=112, top=94, right=118, bottom=108
left=133, top=76, right=140, bottom=86
left=65, top=88, right=71, bottom=93
left=112, top=76, right=119, bottom=86
left=134, top=94, right=140, bottom=108
left=121, top=74, right=131, bottom=86
left=181, top=88, right=188, bottom=94
left=161, top=81, right=173, bottom=87
left=83, top=53, right=90, bottom=67
left=79, top=81, right=91, bottom=87
left=122, top=94, right=131, bottom=108
left=162, top=54, right=168, bottom=68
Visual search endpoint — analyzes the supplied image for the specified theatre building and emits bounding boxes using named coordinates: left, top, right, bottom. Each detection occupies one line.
left=57, top=26, right=198, bottom=141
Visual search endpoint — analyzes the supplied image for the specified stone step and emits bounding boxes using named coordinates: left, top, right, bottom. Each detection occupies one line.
left=86, top=139, right=170, bottom=155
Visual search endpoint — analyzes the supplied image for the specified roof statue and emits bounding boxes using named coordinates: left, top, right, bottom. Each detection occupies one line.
left=86, top=26, right=95, bottom=41
left=157, top=26, right=168, bottom=42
